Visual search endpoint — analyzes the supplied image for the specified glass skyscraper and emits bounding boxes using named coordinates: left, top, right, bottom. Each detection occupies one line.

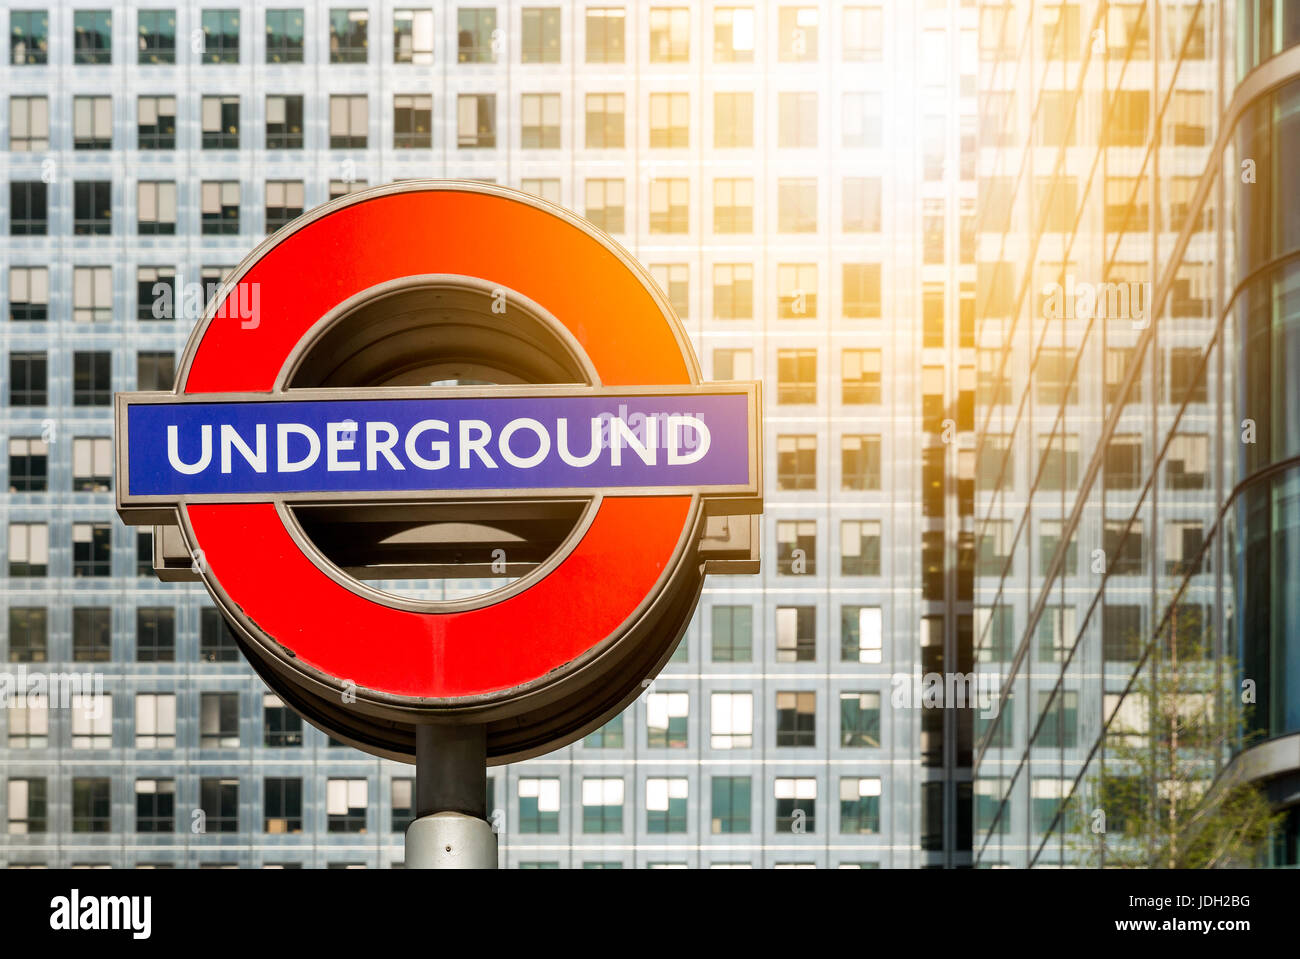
left=973, top=0, right=1300, bottom=867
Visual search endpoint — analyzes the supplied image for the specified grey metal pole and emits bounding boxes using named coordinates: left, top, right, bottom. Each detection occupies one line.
left=405, top=724, right=498, bottom=869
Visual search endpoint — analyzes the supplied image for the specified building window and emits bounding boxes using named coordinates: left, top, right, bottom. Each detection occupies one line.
left=649, top=92, right=688, bottom=147
left=1034, top=689, right=1078, bottom=749
left=10, top=352, right=48, bottom=407
left=778, top=6, right=818, bottom=61
left=8, top=607, right=47, bottom=662
left=200, top=692, right=239, bottom=748
left=136, top=531, right=152, bottom=576
left=841, top=435, right=882, bottom=491
left=74, top=10, right=112, bottom=64
left=842, top=349, right=882, bottom=404
left=841, top=264, right=881, bottom=320
left=72, top=267, right=111, bottom=323
left=649, top=7, right=689, bottom=62
left=713, top=348, right=752, bottom=381
left=1105, top=89, right=1149, bottom=146
left=10, top=182, right=47, bottom=235
left=843, top=92, right=882, bottom=148
left=73, top=95, right=112, bottom=149
left=711, top=605, right=752, bottom=663
left=8, top=779, right=47, bottom=833
left=9, top=267, right=48, bottom=322
left=72, top=522, right=111, bottom=577
left=11, top=10, right=49, bottom=64
left=584, top=178, right=624, bottom=232
left=520, top=92, right=560, bottom=148
left=201, top=8, right=239, bottom=63
left=976, top=519, right=1013, bottom=576
left=457, top=7, right=497, bottom=62
left=72, top=778, right=111, bottom=832
left=1038, top=433, right=1080, bottom=490
left=776, top=348, right=816, bottom=403
left=264, top=778, right=300, bottom=833
left=266, top=9, right=305, bottom=63
left=775, top=778, right=816, bottom=832
left=137, top=9, right=176, bottom=64
left=1105, top=433, right=1143, bottom=489
left=521, top=6, right=560, bottom=62
left=457, top=93, right=496, bottom=147
left=1039, top=519, right=1078, bottom=576
left=777, top=178, right=817, bottom=233
left=714, top=91, right=753, bottom=147
left=776, top=435, right=816, bottom=490
left=777, top=263, right=817, bottom=318
left=135, top=779, right=175, bottom=833
left=330, top=179, right=368, bottom=199
left=841, top=519, right=881, bottom=576
left=329, top=94, right=368, bottom=148
left=713, top=7, right=754, bottom=62
left=520, top=177, right=560, bottom=205
left=1103, top=604, right=1144, bottom=661
left=137, top=181, right=176, bottom=235
left=1165, top=520, right=1205, bottom=576
left=10, top=97, right=48, bottom=151
left=648, top=263, right=688, bottom=318
left=776, top=691, right=815, bottom=746
left=138, top=95, right=176, bottom=149
left=201, top=181, right=240, bottom=234
left=581, top=778, right=624, bottom=833
left=72, top=436, right=111, bottom=491
left=391, top=779, right=413, bottom=832
left=585, top=92, right=624, bottom=147
left=778, top=92, right=818, bottom=147
left=329, top=8, right=367, bottom=62
left=710, top=178, right=754, bottom=234
left=265, top=180, right=304, bottom=233
left=263, top=693, right=303, bottom=747
left=394, top=94, right=432, bottom=148
left=263, top=95, right=304, bottom=149
left=713, top=263, right=753, bottom=319
left=135, top=693, right=176, bottom=748
left=649, top=178, right=688, bottom=233
left=136, top=607, right=175, bottom=662
left=9, top=438, right=48, bottom=493
left=776, top=520, right=816, bottom=576
left=710, top=692, right=752, bottom=749
left=138, top=269, right=177, bottom=322
left=582, top=714, right=623, bottom=748
left=518, top=778, right=560, bottom=833
left=9, top=698, right=49, bottom=747
left=72, top=607, right=110, bottom=661
left=1165, top=433, right=1209, bottom=490
left=327, top=779, right=368, bottom=832
left=71, top=694, right=112, bottom=748
left=842, top=605, right=883, bottom=663
left=392, top=8, right=433, bottom=63
left=586, top=7, right=624, bottom=62
left=711, top=776, right=750, bottom=833
left=844, top=6, right=882, bottom=61
left=646, top=692, right=688, bottom=747
left=137, top=352, right=175, bottom=394
left=1103, top=518, right=1145, bottom=575
left=775, top=604, right=815, bottom=661
left=841, top=692, right=881, bottom=747
left=840, top=778, right=881, bottom=833
left=646, top=778, right=687, bottom=833
left=844, top=176, right=882, bottom=233
left=201, top=607, right=240, bottom=662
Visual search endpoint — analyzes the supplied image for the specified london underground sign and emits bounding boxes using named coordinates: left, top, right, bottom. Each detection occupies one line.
left=115, top=181, right=763, bottom=769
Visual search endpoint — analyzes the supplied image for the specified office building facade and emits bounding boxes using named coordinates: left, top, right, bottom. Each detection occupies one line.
left=1, top=1, right=980, bottom=867
left=973, top=0, right=1300, bottom=867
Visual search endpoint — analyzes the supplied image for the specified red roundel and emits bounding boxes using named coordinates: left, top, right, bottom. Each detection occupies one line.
left=176, top=184, right=700, bottom=703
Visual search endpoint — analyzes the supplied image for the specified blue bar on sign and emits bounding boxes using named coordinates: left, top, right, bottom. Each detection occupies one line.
left=125, top=393, right=753, bottom=497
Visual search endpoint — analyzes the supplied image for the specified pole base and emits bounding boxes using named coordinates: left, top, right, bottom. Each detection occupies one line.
left=405, top=811, right=498, bottom=869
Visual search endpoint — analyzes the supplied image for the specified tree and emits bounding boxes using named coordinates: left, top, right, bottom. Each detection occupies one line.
left=1071, top=603, right=1280, bottom=867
